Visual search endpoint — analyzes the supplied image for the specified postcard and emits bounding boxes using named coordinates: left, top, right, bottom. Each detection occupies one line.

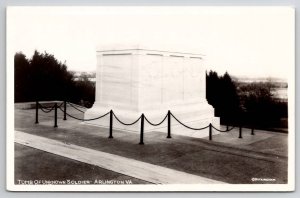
left=6, top=6, right=295, bottom=191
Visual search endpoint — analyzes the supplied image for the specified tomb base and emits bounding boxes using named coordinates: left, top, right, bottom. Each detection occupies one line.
left=84, top=100, right=220, bottom=138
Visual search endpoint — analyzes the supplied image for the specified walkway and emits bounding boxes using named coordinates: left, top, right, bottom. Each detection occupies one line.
left=15, top=130, right=223, bottom=184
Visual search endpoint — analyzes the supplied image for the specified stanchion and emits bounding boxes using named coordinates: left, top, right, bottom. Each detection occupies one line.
left=35, top=101, right=39, bottom=124
left=226, top=125, right=229, bottom=131
left=209, top=123, right=212, bottom=140
left=239, top=126, right=242, bottom=138
left=139, top=114, right=144, bottom=145
left=109, top=110, right=113, bottom=138
left=63, top=101, right=67, bottom=120
left=54, top=103, right=58, bottom=128
left=167, top=110, right=171, bottom=138
left=251, top=127, right=255, bottom=135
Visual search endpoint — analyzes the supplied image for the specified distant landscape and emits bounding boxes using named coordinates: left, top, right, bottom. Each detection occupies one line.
left=233, top=76, right=288, bottom=102
left=72, top=71, right=288, bottom=102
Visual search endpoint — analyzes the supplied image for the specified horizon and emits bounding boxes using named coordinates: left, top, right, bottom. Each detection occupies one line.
left=15, top=49, right=289, bottom=82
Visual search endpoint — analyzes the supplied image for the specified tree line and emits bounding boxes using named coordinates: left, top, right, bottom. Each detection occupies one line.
left=14, top=50, right=95, bottom=107
left=206, top=71, right=288, bottom=131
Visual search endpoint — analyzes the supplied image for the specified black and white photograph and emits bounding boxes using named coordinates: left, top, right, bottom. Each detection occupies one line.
left=6, top=6, right=295, bottom=191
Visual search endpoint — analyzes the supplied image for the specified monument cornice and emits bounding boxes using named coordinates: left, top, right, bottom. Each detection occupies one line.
left=96, top=44, right=205, bottom=58
left=96, top=48, right=204, bottom=59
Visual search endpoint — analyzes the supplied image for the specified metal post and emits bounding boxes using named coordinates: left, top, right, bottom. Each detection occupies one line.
left=167, top=110, right=171, bottom=138
left=226, top=125, right=229, bottom=131
left=109, top=110, right=113, bottom=138
left=251, top=127, right=255, bottom=135
left=209, top=123, right=212, bottom=140
left=139, top=114, right=144, bottom=145
left=54, top=103, right=58, bottom=128
left=63, top=101, right=67, bottom=120
left=35, top=101, right=39, bottom=124
left=239, top=126, right=242, bottom=138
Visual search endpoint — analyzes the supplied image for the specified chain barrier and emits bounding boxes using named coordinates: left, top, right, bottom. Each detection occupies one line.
left=38, top=102, right=237, bottom=133
left=35, top=100, right=251, bottom=143
left=58, top=107, right=110, bottom=121
left=67, top=102, right=85, bottom=113
left=38, top=102, right=62, bottom=112
left=39, top=104, right=55, bottom=113
left=112, top=112, right=142, bottom=126
left=211, top=125, right=235, bottom=133
left=170, top=112, right=210, bottom=130
left=39, top=104, right=54, bottom=110
left=35, top=100, right=238, bottom=133
left=144, top=113, right=168, bottom=126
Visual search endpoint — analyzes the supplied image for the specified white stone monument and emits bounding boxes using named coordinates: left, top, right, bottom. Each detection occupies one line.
left=84, top=45, right=220, bottom=138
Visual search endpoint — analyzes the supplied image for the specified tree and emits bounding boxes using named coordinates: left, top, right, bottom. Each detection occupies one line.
left=29, top=50, right=74, bottom=101
left=238, top=82, right=287, bottom=128
left=14, top=52, right=30, bottom=102
left=206, top=71, right=240, bottom=124
left=219, top=72, right=240, bottom=124
left=74, top=72, right=95, bottom=108
left=206, top=70, right=220, bottom=109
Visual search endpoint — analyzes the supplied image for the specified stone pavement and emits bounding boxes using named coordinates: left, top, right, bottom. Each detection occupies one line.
left=14, top=108, right=288, bottom=184
left=208, top=127, right=288, bottom=157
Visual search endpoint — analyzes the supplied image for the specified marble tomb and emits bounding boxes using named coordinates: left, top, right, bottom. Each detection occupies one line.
left=84, top=46, right=220, bottom=138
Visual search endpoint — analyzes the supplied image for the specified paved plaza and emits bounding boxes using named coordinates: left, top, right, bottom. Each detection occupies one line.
left=14, top=107, right=288, bottom=184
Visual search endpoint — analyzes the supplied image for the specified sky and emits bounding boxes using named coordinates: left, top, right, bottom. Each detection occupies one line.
left=7, top=6, right=294, bottom=79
